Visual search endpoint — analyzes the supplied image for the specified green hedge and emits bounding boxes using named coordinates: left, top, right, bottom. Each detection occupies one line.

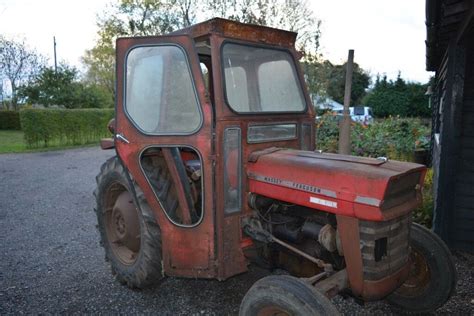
left=316, top=114, right=431, bottom=161
left=20, top=109, right=114, bottom=148
left=0, top=111, right=21, bottom=130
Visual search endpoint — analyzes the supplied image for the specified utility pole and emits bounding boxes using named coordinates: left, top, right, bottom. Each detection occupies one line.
left=53, top=36, right=57, bottom=73
left=338, top=49, right=354, bottom=155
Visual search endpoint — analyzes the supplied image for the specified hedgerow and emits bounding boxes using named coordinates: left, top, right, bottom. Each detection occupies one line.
left=20, top=109, right=114, bottom=148
left=316, top=113, right=430, bottom=160
left=0, top=110, right=21, bottom=130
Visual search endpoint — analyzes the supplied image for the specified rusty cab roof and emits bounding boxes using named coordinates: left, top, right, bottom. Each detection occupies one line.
left=169, top=18, right=297, bottom=49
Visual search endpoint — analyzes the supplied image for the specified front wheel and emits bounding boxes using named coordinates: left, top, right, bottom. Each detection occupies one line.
left=239, top=275, right=339, bottom=316
left=386, top=223, right=456, bottom=313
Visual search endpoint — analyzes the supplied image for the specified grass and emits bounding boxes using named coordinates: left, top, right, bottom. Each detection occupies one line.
left=0, top=130, right=99, bottom=154
left=0, top=130, right=28, bottom=153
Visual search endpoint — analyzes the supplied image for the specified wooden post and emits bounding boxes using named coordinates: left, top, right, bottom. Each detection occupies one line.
left=339, top=49, right=354, bottom=155
left=53, top=36, right=58, bottom=73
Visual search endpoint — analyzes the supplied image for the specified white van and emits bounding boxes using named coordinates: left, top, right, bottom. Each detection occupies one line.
left=350, top=106, right=374, bottom=124
left=333, top=106, right=374, bottom=124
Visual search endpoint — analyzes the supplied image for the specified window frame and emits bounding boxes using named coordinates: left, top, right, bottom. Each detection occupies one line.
left=220, top=40, right=308, bottom=115
left=138, top=145, right=206, bottom=228
left=123, top=43, right=204, bottom=136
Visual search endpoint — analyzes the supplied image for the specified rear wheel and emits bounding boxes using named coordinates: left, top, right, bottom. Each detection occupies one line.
left=386, top=223, right=456, bottom=313
left=94, top=157, right=164, bottom=288
left=239, top=275, right=339, bottom=316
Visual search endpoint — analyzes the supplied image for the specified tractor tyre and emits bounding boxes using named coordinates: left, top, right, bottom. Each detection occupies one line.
left=94, top=156, right=164, bottom=288
left=239, top=275, right=340, bottom=316
left=386, top=223, right=456, bottom=313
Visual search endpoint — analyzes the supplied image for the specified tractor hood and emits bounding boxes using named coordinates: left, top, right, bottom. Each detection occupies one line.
left=247, top=148, right=426, bottom=221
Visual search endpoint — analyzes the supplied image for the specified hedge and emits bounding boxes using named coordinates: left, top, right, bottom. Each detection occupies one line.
left=315, top=114, right=431, bottom=161
left=20, top=109, right=114, bottom=148
left=0, top=111, right=21, bottom=130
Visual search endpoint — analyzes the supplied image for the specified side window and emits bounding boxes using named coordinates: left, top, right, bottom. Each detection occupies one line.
left=126, top=45, right=201, bottom=134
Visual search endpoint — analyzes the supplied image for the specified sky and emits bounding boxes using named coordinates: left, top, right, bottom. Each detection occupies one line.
left=0, top=0, right=432, bottom=83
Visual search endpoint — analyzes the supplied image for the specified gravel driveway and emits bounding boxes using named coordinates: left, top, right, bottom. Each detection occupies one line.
left=0, top=146, right=472, bottom=314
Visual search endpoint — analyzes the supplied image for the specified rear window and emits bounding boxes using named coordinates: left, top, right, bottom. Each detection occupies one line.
left=222, top=43, right=306, bottom=113
left=353, top=106, right=365, bottom=116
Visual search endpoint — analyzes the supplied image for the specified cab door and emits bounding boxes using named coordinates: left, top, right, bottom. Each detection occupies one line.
left=115, top=35, right=216, bottom=278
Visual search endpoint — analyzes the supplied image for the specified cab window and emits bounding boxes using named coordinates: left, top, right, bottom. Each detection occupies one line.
left=222, top=43, right=306, bottom=113
left=125, top=45, right=201, bottom=134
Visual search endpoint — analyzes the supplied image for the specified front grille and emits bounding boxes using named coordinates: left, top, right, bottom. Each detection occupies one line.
left=359, top=213, right=411, bottom=280
left=382, top=172, right=421, bottom=210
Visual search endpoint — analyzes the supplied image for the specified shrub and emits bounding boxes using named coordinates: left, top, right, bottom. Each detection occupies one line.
left=316, top=114, right=430, bottom=160
left=413, top=168, right=434, bottom=227
left=0, top=110, right=21, bottom=130
left=20, top=109, right=114, bottom=148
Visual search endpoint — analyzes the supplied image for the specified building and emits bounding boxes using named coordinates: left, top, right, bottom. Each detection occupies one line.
left=311, top=94, right=344, bottom=112
left=426, top=0, right=473, bottom=251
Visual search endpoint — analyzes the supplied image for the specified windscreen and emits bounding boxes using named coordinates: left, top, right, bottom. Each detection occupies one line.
left=222, top=43, right=306, bottom=113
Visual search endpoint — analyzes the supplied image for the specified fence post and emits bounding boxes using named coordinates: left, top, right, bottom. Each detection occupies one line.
left=338, top=49, right=354, bottom=155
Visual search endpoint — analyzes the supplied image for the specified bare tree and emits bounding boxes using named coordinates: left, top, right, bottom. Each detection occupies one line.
left=204, top=0, right=321, bottom=55
left=0, top=36, right=45, bottom=110
left=82, top=0, right=187, bottom=102
left=174, top=0, right=196, bottom=27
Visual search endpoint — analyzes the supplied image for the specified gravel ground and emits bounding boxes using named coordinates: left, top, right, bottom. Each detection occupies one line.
left=0, top=146, right=472, bottom=315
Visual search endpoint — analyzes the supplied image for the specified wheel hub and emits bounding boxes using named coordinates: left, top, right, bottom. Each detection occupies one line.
left=113, top=211, right=126, bottom=238
left=105, top=188, right=141, bottom=265
left=258, top=306, right=290, bottom=316
left=395, top=249, right=431, bottom=297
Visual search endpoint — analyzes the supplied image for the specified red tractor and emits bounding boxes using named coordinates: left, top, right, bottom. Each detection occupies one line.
left=95, top=18, right=456, bottom=315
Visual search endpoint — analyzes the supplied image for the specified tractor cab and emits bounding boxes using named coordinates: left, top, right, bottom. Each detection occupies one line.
left=112, top=18, right=314, bottom=280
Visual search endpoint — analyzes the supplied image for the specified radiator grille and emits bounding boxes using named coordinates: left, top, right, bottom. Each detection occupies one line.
left=359, top=213, right=411, bottom=281
left=382, top=172, right=421, bottom=210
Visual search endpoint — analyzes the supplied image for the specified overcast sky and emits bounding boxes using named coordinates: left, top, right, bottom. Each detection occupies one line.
left=0, top=0, right=432, bottom=83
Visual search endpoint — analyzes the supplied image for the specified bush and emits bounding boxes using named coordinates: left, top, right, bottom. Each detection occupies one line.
left=316, top=114, right=430, bottom=160
left=413, top=168, right=433, bottom=227
left=0, top=111, right=21, bottom=130
left=20, top=109, right=114, bottom=148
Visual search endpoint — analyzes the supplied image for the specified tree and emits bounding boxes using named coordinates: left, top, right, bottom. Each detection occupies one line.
left=325, top=62, right=371, bottom=106
left=176, top=0, right=196, bottom=27
left=82, top=0, right=189, bottom=102
left=301, top=59, right=332, bottom=98
left=204, top=0, right=321, bottom=54
left=362, top=74, right=430, bottom=118
left=83, top=0, right=322, bottom=101
left=18, top=65, right=112, bottom=108
left=0, top=36, right=45, bottom=110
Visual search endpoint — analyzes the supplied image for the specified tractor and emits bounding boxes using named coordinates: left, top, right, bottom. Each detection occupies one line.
left=95, top=18, right=456, bottom=315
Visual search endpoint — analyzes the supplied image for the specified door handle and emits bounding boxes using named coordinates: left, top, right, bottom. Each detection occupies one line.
left=116, top=133, right=130, bottom=144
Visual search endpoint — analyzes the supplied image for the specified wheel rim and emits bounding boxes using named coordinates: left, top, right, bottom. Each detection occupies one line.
left=394, top=248, right=431, bottom=297
left=258, top=306, right=291, bottom=316
left=104, top=182, right=141, bottom=265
